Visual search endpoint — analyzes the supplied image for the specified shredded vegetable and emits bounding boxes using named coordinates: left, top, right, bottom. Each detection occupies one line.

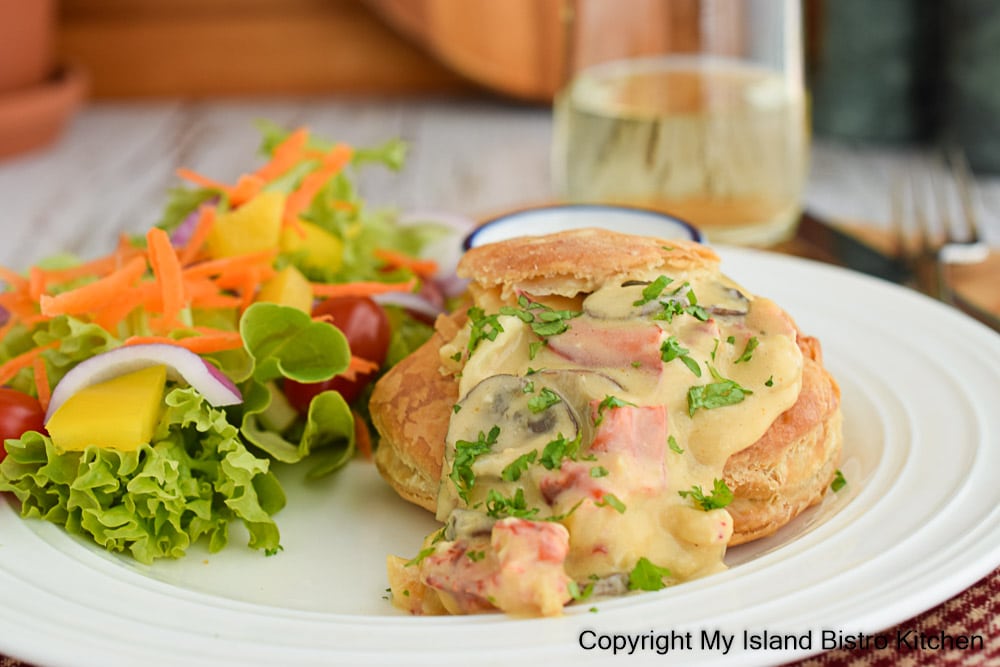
left=0, top=123, right=448, bottom=562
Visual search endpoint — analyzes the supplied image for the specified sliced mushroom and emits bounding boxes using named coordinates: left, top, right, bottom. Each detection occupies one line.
left=444, top=509, right=497, bottom=541
left=438, top=374, right=579, bottom=518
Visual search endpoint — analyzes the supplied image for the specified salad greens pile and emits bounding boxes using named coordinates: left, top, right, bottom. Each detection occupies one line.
left=0, top=123, right=445, bottom=563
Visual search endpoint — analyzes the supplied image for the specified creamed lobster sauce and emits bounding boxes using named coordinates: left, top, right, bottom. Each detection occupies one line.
left=396, top=265, right=802, bottom=616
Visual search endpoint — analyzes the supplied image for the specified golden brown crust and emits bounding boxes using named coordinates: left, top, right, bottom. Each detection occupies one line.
left=371, top=229, right=843, bottom=544
left=371, top=313, right=462, bottom=512
left=723, top=336, right=842, bottom=544
left=458, top=229, right=719, bottom=299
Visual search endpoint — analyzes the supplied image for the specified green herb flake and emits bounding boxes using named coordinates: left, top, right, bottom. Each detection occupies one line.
left=686, top=366, right=753, bottom=416
left=568, top=580, right=595, bottom=602
left=593, top=395, right=636, bottom=426
left=522, top=381, right=535, bottom=394
left=678, top=479, right=733, bottom=511
left=450, top=351, right=463, bottom=362
left=734, top=336, right=759, bottom=363
left=452, top=403, right=462, bottom=414
left=528, top=340, right=546, bottom=360
left=595, top=493, right=627, bottom=514
left=628, top=557, right=672, bottom=591
left=659, top=336, right=702, bottom=377
left=405, top=545, right=437, bottom=567
left=466, top=550, right=486, bottom=562
left=539, top=433, right=583, bottom=470
left=501, top=450, right=537, bottom=482
left=450, top=425, right=500, bottom=502
left=668, top=435, right=684, bottom=454
left=633, top=275, right=673, bottom=306
left=765, top=375, right=774, bottom=387
left=527, top=387, right=562, bottom=413
left=466, top=307, right=504, bottom=355
left=831, top=469, right=847, bottom=492
left=726, top=335, right=736, bottom=345
left=484, top=488, right=539, bottom=519
left=589, top=466, right=609, bottom=478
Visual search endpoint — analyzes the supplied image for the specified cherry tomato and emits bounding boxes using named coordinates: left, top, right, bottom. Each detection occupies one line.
left=284, top=297, right=391, bottom=410
left=0, top=388, right=45, bottom=461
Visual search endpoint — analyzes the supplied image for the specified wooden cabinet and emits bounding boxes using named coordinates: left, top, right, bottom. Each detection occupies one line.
left=58, top=0, right=476, bottom=97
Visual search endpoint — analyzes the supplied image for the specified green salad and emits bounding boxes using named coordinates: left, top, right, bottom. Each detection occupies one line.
left=0, top=122, right=448, bottom=563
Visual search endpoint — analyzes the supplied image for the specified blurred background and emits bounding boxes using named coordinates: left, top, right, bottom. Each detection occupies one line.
left=2, top=0, right=1000, bottom=256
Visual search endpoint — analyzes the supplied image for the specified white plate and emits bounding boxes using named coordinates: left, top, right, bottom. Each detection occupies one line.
left=1, top=248, right=998, bottom=667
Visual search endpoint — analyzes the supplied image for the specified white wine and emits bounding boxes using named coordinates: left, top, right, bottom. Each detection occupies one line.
left=552, top=56, right=808, bottom=245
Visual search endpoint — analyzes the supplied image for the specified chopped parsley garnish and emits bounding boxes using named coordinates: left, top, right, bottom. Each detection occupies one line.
left=466, top=307, right=504, bottom=354
left=686, top=365, right=753, bottom=416
left=711, top=338, right=720, bottom=361
left=633, top=275, right=673, bottom=306
left=405, top=545, right=437, bottom=567
left=668, top=435, right=684, bottom=454
left=527, top=387, right=562, bottom=413
left=452, top=403, right=462, bottom=414
left=539, top=433, right=583, bottom=470
left=499, top=294, right=580, bottom=338
left=466, top=550, right=486, bottom=562
left=734, top=336, right=759, bottom=363
left=678, top=479, right=733, bottom=510
left=484, top=487, right=538, bottom=519
left=528, top=340, right=546, bottom=360
left=522, top=381, right=535, bottom=393
left=726, top=335, right=736, bottom=345
left=831, top=469, right=847, bottom=492
left=631, top=360, right=642, bottom=368
left=450, top=351, right=462, bottom=362
left=595, top=493, right=627, bottom=514
left=628, top=557, right=672, bottom=591
left=544, top=498, right=584, bottom=522
left=501, top=450, right=537, bottom=482
left=631, top=276, right=708, bottom=321
left=660, top=336, right=702, bottom=377
left=590, top=466, right=609, bottom=478
left=765, top=375, right=774, bottom=387
left=450, top=425, right=500, bottom=502
left=593, top=395, right=636, bottom=426
left=568, top=580, right=595, bottom=602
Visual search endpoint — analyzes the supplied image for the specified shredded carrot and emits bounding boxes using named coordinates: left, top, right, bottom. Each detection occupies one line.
left=373, top=248, right=438, bottom=280
left=36, top=245, right=145, bottom=287
left=122, top=332, right=244, bottom=354
left=340, top=355, right=379, bottom=382
left=176, top=168, right=232, bottom=193
left=227, top=174, right=266, bottom=207
left=352, top=410, right=372, bottom=460
left=310, top=278, right=417, bottom=299
left=182, top=250, right=277, bottom=280
left=0, top=342, right=59, bottom=386
left=282, top=143, right=353, bottom=229
left=179, top=206, right=216, bottom=266
left=32, top=356, right=50, bottom=413
left=147, top=228, right=187, bottom=327
left=254, top=127, right=309, bottom=182
left=0, top=266, right=28, bottom=291
left=28, top=267, right=45, bottom=302
left=91, top=285, right=156, bottom=334
left=39, top=256, right=148, bottom=317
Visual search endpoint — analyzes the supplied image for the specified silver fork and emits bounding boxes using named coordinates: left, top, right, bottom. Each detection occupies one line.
left=890, top=147, right=989, bottom=304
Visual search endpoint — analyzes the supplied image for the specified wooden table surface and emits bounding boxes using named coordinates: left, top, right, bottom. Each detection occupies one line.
left=0, top=98, right=997, bottom=667
left=2, top=98, right=999, bottom=270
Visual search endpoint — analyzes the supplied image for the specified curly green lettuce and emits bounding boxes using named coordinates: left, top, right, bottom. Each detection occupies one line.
left=0, top=387, right=285, bottom=564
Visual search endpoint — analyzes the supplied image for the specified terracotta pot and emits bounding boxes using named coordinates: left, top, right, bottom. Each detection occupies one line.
left=0, top=0, right=87, bottom=159
left=0, top=0, right=55, bottom=92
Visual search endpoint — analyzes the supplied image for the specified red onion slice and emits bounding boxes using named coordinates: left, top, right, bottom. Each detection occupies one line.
left=45, top=343, right=242, bottom=422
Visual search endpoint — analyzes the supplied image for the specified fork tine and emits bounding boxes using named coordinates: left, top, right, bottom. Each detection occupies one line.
left=940, top=146, right=990, bottom=264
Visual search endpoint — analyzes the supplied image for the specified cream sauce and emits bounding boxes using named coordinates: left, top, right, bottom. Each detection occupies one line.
left=410, top=267, right=802, bottom=614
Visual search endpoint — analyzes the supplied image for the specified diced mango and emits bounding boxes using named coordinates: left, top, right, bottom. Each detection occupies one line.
left=280, top=222, right=344, bottom=273
left=46, top=365, right=167, bottom=452
left=206, top=191, right=286, bottom=258
left=256, top=266, right=313, bottom=313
